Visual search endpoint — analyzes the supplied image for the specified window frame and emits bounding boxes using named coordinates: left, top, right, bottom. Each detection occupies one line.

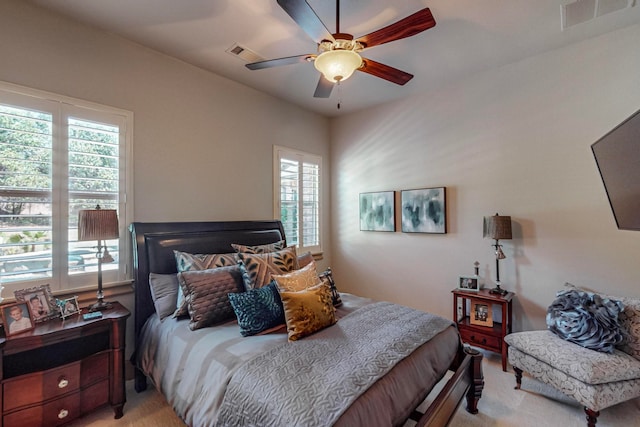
left=0, top=81, right=133, bottom=295
left=273, top=145, right=322, bottom=255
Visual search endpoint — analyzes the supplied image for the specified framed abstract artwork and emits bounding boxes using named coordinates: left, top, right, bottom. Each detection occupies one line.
left=401, top=187, right=446, bottom=233
left=359, top=191, right=395, bottom=232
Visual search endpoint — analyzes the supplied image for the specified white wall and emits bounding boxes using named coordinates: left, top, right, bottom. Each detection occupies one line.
left=0, top=0, right=330, bottom=356
left=330, top=24, right=640, bottom=331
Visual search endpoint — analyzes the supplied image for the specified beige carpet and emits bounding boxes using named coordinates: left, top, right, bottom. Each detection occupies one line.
left=69, top=351, right=639, bottom=426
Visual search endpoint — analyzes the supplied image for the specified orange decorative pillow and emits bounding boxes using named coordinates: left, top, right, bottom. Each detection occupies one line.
left=279, top=282, right=336, bottom=341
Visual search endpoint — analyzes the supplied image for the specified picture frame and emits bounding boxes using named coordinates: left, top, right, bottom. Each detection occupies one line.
left=458, top=275, right=480, bottom=292
left=470, top=299, right=493, bottom=327
left=14, top=284, right=59, bottom=322
left=2, top=302, right=35, bottom=336
left=59, top=296, right=81, bottom=320
left=400, top=187, right=446, bottom=233
left=359, top=191, right=395, bottom=232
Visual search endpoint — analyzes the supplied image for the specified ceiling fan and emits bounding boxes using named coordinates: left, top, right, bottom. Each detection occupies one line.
left=246, top=0, right=436, bottom=98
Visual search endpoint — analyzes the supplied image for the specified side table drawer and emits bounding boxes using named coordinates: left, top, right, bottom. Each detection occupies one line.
left=3, top=392, right=80, bottom=427
left=459, top=328, right=502, bottom=350
left=3, top=362, right=80, bottom=412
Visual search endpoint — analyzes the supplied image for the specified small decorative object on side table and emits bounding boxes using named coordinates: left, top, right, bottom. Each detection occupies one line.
left=0, top=301, right=130, bottom=426
left=452, top=288, right=514, bottom=371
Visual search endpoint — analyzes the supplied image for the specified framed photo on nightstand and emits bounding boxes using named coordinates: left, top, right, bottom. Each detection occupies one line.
left=458, top=275, right=480, bottom=291
left=470, top=299, right=493, bottom=327
left=2, top=302, right=35, bottom=336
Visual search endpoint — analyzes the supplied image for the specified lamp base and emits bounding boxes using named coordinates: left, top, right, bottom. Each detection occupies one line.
left=489, top=284, right=508, bottom=296
left=88, top=299, right=112, bottom=312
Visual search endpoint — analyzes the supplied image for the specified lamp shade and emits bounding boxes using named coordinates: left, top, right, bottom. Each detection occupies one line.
left=483, top=214, right=512, bottom=240
left=314, top=49, right=362, bottom=83
left=78, top=207, right=119, bottom=241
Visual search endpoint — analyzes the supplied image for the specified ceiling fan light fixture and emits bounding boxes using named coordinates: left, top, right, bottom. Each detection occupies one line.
left=314, top=49, right=362, bottom=83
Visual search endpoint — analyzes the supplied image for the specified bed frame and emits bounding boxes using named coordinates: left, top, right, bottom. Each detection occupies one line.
left=129, top=220, right=483, bottom=426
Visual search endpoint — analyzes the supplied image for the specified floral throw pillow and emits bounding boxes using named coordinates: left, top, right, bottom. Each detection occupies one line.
left=546, top=288, right=625, bottom=353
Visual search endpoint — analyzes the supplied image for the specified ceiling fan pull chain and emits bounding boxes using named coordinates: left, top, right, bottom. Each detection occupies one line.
left=337, top=81, right=342, bottom=110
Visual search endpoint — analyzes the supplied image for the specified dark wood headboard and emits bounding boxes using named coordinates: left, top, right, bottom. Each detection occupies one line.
left=128, top=220, right=286, bottom=387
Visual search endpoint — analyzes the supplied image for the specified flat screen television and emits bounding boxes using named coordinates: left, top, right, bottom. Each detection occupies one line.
left=591, top=108, right=640, bottom=231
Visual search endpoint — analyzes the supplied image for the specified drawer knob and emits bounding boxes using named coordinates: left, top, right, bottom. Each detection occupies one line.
left=58, top=409, right=69, bottom=419
left=58, top=378, right=69, bottom=388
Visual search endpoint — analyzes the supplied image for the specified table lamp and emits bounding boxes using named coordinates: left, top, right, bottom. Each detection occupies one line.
left=483, top=213, right=512, bottom=295
left=77, top=205, right=119, bottom=311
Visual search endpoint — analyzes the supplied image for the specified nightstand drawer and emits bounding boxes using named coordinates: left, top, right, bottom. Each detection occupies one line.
left=3, top=362, right=81, bottom=411
left=459, top=328, right=502, bottom=350
left=81, top=351, right=110, bottom=386
left=3, top=392, right=81, bottom=427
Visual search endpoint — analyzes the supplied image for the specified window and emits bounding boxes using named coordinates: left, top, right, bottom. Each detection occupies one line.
left=273, top=145, right=321, bottom=254
left=0, top=82, right=132, bottom=295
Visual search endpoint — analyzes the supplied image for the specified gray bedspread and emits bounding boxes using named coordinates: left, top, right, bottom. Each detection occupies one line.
left=139, top=294, right=460, bottom=427
left=215, top=301, right=454, bottom=427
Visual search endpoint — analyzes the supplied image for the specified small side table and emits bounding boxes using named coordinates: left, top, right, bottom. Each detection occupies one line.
left=452, top=288, right=514, bottom=371
left=0, top=302, right=130, bottom=426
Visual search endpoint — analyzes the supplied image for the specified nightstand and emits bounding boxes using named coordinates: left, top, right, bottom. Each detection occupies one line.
left=452, top=288, right=514, bottom=371
left=0, top=302, right=130, bottom=427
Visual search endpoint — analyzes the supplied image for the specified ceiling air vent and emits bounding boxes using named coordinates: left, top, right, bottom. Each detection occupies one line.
left=225, top=44, right=264, bottom=63
left=561, top=0, right=636, bottom=30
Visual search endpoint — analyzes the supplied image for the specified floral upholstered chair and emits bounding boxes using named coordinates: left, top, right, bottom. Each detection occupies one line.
left=504, top=285, right=640, bottom=427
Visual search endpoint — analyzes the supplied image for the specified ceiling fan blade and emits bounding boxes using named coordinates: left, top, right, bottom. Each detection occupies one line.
left=277, top=0, right=335, bottom=43
left=359, top=58, right=413, bottom=85
left=246, top=54, right=313, bottom=70
left=356, top=8, right=436, bottom=49
left=313, top=76, right=334, bottom=98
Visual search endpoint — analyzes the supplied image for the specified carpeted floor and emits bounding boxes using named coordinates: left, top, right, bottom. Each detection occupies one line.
left=69, top=350, right=639, bottom=426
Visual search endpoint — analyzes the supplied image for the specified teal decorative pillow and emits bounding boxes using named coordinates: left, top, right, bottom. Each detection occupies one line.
left=546, top=288, right=624, bottom=353
left=228, top=282, right=285, bottom=336
left=231, top=240, right=285, bottom=254
left=237, top=246, right=298, bottom=289
left=178, top=265, right=245, bottom=331
left=174, top=250, right=237, bottom=272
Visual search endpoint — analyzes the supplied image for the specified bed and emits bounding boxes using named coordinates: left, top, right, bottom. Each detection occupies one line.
left=129, top=220, right=483, bottom=426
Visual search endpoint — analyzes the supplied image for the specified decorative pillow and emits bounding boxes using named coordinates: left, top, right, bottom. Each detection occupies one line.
left=228, top=282, right=285, bottom=337
left=319, top=267, right=343, bottom=307
left=177, top=265, right=244, bottom=331
left=279, top=282, right=337, bottom=341
left=149, top=273, right=180, bottom=320
left=174, top=250, right=237, bottom=272
left=231, top=240, right=285, bottom=254
left=237, top=246, right=298, bottom=289
left=565, top=282, right=640, bottom=359
left=272, top=260, right=320, bottom=292
left=546, top=288, right=624, bottom=353
left=297, top=251, right=314, bottom=268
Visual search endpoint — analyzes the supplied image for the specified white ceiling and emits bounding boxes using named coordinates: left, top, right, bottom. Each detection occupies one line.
left=27, top=0, right=640, bottom=117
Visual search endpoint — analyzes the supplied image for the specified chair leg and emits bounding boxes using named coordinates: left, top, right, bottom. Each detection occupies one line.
left=513, top=366, right=523, bottom=390
left=585, top=407, right=599, bottom=427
